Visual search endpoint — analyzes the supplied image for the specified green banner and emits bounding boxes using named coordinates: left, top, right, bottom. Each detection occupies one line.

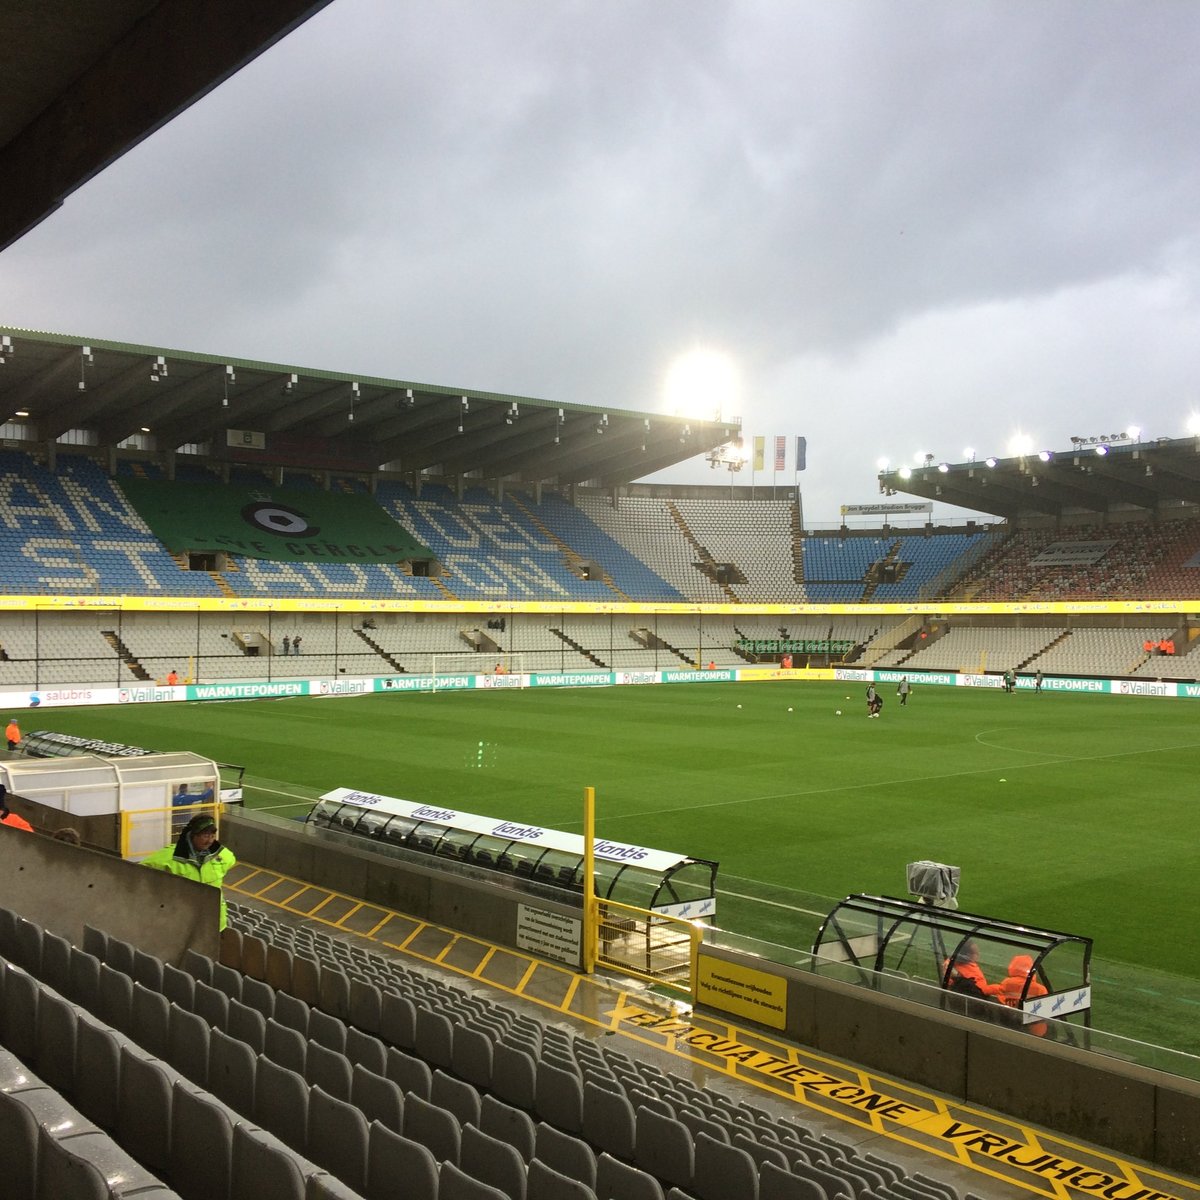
left=118, top=479, right=431, bottom=564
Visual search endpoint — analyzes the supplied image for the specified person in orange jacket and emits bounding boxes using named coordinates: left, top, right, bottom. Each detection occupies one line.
left=0, top=785, right=33, bottom=832
left=943, top=940, right=1004, bottom=1001
left=5, top=718, right=20, bottom=751
left=998, top=953, right=1049, bottom=1036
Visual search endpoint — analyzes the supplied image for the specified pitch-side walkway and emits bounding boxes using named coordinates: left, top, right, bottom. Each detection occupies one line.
left=225, top=860, right=1200, bottom=1200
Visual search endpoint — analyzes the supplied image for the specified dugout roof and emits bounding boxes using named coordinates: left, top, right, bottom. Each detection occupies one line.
left=0, top=1, right=334, bottom=252
left=878, top=437, right=1200, bottom=520
left=0, top=327, right=739, bottom=486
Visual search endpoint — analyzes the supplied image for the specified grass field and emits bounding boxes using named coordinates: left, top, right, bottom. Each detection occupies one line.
left=29, top=679, right=1200, bottom=1057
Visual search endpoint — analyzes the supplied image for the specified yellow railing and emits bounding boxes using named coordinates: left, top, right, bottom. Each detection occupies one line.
left=118, top=799, right=224, bottom=860
left=592, top=898, right=702, bottom=996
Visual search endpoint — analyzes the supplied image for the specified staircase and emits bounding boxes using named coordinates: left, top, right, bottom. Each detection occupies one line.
left=506, top=495, right=631, bottom=599
left=100, top=631, right=150, bottom=681
left=665, top=503, right=741, bottom=601
left=354, top=629, right=404, bottom=673
left=550, top=627, right=606, bottom=668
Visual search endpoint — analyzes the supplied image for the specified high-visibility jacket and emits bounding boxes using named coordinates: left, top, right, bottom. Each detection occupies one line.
left=998, top=954, right=1049, bottom=1036
left=0, top=811, right=34, bottom=832
left=5, top=722, right=20, bottom=746
left=142, top=833, right=236, bottom=929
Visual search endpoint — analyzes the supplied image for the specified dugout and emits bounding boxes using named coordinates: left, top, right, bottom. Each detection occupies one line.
left=0, top=751, right=226, bottom=857
left=306, top=787, right=718, bottom=918
left=812, top=894, right=1093, bottom=1034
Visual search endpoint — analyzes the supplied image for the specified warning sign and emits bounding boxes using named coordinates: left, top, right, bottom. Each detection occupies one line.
left=697, top=958, right=788, bottom=1030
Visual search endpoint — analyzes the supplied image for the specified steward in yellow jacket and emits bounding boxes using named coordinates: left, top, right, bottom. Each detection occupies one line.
left=141, top=813, right=236, bottom=929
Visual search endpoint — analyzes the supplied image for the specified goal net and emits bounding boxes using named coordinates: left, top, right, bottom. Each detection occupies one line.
left=429, top=652, right=526, bottom=690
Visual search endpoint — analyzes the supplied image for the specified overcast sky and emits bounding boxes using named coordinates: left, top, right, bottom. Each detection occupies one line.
left=5, top=0, right=1200, bottom=524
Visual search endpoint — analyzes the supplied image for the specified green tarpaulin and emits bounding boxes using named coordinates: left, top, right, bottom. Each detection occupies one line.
left=117, top=478, right=432, bottom=564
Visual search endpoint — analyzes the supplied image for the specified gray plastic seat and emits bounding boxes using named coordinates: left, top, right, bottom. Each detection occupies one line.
left=306, top=1085, right=370, bottom=1194
left=535, top=1059, right=583, bottom=1132
left=345, top=1027, right=388, bottom=1076
left=460, top=1124, right=528, bottom=1200
left=162, top=962, right=196, bottom=1010
left=73, top=1019, right=123, bottom=1131
left=266, top=1019, right=309, bottom=1076
left=306, top=1040, right=353, bottom=1100
left=452, top=1023, right=495, bottom=1090
left=351, top=1064, right=404, bottom=1132
left=131, top=984, right=171, bottom=1059
left=230, top=1122, right=307, bottom=1200
left=67, top=947, right=102, bottom=1012
left=385, top=1046, right=431, bottom=1101
left=254, top=1056, right=309, bottom=1153
left=633, top=1108, right=693, bottom=1192
left=366, top=1121, right=439, bottom=1200
left=414, top=1008, right=453, bottom=1070
left=492, top=1042, right=536, bottom=1110
left=308, top=1006, right=348, bottom=1054
left=690, top=1130, right=757, bottom=1200
left=439, top=1160, right=512, bottom=1200
left=595, top=1152, right=666, bottom=1200
left=533, top=1122, right=596, bottom=1190
left=403, top=1092, right=461, bottom=1165
left=380, top=991, right=416, bottom=1051
left=760, top=1160, right=829, bottom=1200
left=33, top=987, right=78, bottom=1095
left=527, top=1157, right=598, bottom=1200
left=241, top=974, right=276, bottom=1019
left=582, top=1080, right=636, bottom=1161
left=479, top=1093, right=536, bottom=1164
left=274, top=990, right=311, bottom=1037
left=432, top=1067, right=482, bottom=1128
left=116, top=1046, right=175, bottom=1171
left=169, top=1082, right=235, bottom=1200
left=95, top=964, right=133, bottom=1033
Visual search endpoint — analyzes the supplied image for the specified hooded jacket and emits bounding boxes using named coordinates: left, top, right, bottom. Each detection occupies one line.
left=999, top=953, right=1049, bottom=1036
left=141, top=827, right=236, bottom=929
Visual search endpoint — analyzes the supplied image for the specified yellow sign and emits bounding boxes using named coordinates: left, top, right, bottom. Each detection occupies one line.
left=697, top=957, right=788, bottom=1029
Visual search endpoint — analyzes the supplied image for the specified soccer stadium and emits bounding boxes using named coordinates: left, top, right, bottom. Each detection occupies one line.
left=2, top=9, right=1199, bottom=1200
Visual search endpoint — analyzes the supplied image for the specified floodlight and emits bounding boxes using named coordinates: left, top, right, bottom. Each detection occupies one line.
left=1037, top=450, right=1051, bottom=462
left=877, top=457, right=890, bottom=471
left=937, top=463, right=949, bottom=473
left=963, top=447, right=976, bottom=462
left=898, top=467, right=912, bottom=480
left=985, top=457, right=998, bottom=468
left=1126, top=425, right=1141, bottom=442
left=1095, top=444, right=1108, bottom=456
left=1187, top=414, right=1200, bottom=437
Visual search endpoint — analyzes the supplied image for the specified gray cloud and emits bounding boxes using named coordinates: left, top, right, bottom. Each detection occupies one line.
left=5, top=0, right=1200, bottom=521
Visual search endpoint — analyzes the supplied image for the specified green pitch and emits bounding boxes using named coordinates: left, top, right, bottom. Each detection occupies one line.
left=34, top=680, right=1200, bottom=1058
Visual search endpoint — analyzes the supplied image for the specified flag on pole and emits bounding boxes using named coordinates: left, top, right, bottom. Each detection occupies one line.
left=795, top=436, right=807, bottom=472
left=774, top=436, right=786, bottom=472
left=753, top=436, right=765, bottom=472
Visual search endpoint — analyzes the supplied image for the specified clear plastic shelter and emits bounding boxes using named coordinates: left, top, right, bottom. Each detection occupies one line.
left=812, top=894, right=1093, bottom=1033
left=307, top=787, right=718, bottom=918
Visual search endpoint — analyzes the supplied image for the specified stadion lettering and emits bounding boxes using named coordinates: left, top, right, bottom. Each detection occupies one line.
left=479, top=674, right=524, bottom=688
left=959, top=674, right=1003, bottom=688
left=318, top=679, right=370, bottom=695
left=593, top=839, right=649, bottom=862
left=491, top=821, right=546, bottom=840
left=618, top=672, right=659, bottom=685
left=1115, top=680, right=1171, bottom=697
left=190, top=682, right=306, bottom=700
left=736, top=638, right=854, bottom=655
left=531, top=672, right=612, bottom=687
left=377, top=675, right=471, bottom=692
left=118, top=686, right=174, bottom=704
left=663, top=670, right=733, bottom=683
left=876, top=670, right=956, bottom=687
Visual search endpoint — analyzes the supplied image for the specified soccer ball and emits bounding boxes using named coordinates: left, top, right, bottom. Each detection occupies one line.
left=787, top=707, right=793, bottom=713
left=835, top=709, right=842, bottom=716
left=736, top=704, right=742, bottom=709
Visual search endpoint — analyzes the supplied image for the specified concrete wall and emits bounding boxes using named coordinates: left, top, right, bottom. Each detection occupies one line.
left=703, top=943, right=1200, bottom=1175
left=0, top=826, right=219, bottom=965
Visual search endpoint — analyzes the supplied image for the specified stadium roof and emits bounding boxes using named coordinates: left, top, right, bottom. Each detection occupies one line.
left=0, top=327, right=740, bottom=486
left=879, top=438, right=1200, bottom=520
left=0, top=1, right=334, bottom=252
left=0, top=12, right=740, bottom=487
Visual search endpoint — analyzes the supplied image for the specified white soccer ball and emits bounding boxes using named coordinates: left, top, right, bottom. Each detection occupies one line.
left=736, top=704, right=742, bottom=709
left=835, top=709, right=842, bottom=716
left=787, top=707, right=793, bottom=713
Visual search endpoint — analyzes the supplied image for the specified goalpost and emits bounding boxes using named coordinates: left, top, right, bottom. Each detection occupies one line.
left=428, top=651, right=527, bottom=689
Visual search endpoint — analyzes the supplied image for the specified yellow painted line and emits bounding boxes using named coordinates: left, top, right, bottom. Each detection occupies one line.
left=472, top=946, right=498, bottom=979
left=334, top=902, right=365, bottom=929
left=366, top=912, right=396, bottom=939
left=305, top=893, right=337, bottom=918
left=277, top=882, right=311, bottom=907
left=434, top=935, right=460, bottom=964
left=227, top=871, right=1200, bottom=1200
